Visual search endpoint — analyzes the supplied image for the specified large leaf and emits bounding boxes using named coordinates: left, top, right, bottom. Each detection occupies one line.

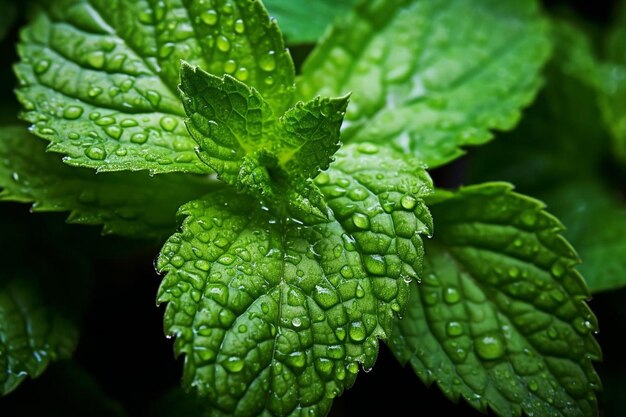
left=15, top=0, right=294, bottom=174
left=157, top=143, right=433, bottom=416
left=468, top=20, right=626, bottom=293
left=389, top=183, right=600, bottom=417
left=297, top=0, right=551, bottom=168
left=262, top=0, right=357, bottom=44
left=0, top=125, right=214, bottom=239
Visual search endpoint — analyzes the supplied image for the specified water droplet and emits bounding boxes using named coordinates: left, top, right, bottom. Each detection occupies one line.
left=401, top=195, right=417, bottom=210
left=315, top=358, right=333, bottom=377
left=475, top=335, right=505, bottom=360
left=120, top=119, right=138, bottom=127
left=334, top=327, right=346, bottom=341
left=315, top=172, right=330, bottom=185
left=223, top=59, right=237, bottom=74
left=223, top=356, right=244, bottom=373
left=170, top=255, right=184, bottom=267
left=287, top=351, right=306, bottom=369
left=508, top=266, right=519, bottom=278
left=348, top=188, right=368, bottom=201
left=234, top=19, right=245, bottom=33
left=529, top=380, right=539, bottom=392
left=327, top=345, right=344, bottom=359
left=131, top=132, right=148, bottom=144
left=292, top=317, right=302, bottom=328
left=357, top=143, right=379, bottom=154
left=238, top=324, right=247, bottom=333
left=87, top=51, right=105, bottom=69
left=96, top=116, right=115, bottom=127
left=217, top=35, right=231, bottom=52
left=157, top=116, right=178, bottom=133
left=339, top=266, right=353, bottom=279
left=352, top=213, right=370, bottom=229
left=34, top=59, right=51, bottom=74
left=235, top=67, right=249, bottom=81
left=364, top=254, right=386, bottom=276
left=85, top=146, right=106, bottom=160
left=551, top=262, right=566, bottom=278
left=146, top=90, right=162, bottom=107
left=88, top=87, right=103, bottom=97
left=120, top=79, right=134, bottom=92
left=446, top=321, right=464, bottom=337
left=68, top=132, right=80, bottom=140
left=259, top=51, right=276, bottom=72
left=265, top=76, right=274, bottom=85
left=195, top=260, right=210, bottom=271
left=63, top=106, right=83, bottom=120
left=261, top=302, right=269, bottom=314
left=349, top=321, right=366, bottom=342
left=443, top=287, right=461, bottom=304
left=347, top=362, right=359, bottom=374
left=105, top=126, right=123, bottom=139
left=201, top=9, right=218, bottom=25
left=355, top=284, right=365, bottom=298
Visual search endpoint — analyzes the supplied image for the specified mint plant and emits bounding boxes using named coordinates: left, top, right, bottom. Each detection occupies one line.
left=5, top=0, right=626, bottom=416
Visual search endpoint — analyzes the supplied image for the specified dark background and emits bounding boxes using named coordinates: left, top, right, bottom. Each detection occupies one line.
left=0, top=0, right=624, bottom=416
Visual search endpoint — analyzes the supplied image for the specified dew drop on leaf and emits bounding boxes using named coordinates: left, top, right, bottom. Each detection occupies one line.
left=475, top=335, right=505, bottom=360
left=85, top=146, right=106, bottom=160
left=200, top=9, right=218, bottom=25
left=63, top=106, right=84, bottom=120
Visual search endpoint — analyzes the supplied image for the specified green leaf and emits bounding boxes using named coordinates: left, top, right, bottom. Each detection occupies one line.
left=180, top=63, right=348, bottom=220
left=297, top=0, right=551, bottom=169
left=0, top=277, right=79, bottom=395
left=15, top=0, right=294, bottom=174
left=592, top=2, right=626, bottom=165
left=262, top=0, right=357, bottom=44
left=0, top=125, right=214, bottom=239
left=543, top=181, right=626, bottom=293
left=157, top=143, right=433, bottom=416
left=389, top=183, right=600, bottom=417
left=468, top=21, right=626, bottom=293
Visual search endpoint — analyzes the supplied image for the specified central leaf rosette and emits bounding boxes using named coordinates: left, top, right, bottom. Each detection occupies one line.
left=180, top=63, right=350, bottom=222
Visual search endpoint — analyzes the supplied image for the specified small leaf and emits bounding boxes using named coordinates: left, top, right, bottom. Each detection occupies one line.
left=0, top=125, right=214, bottom=239
left=262, top=0, right=357, bottom=44
left=180, top=63, right=348, bottom=219
left=15, top=0, right=294, bottom=174
left=298, top=0, right=551, bottom=168
left=157, top=143, right=433, bottom=416
left=389, top=183, right=600, bottom=417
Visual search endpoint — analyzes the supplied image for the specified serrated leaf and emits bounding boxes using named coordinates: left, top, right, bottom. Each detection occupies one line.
left=297, top=0, right=551, bottom=169
left=389, top=183, right=600, bottom=417
left=156, top=143, right=433, bottom=416
left=180, top=63, right=348, bottom=219
left=262, top=0, right=357, bottom=44
left=0, top=278, right=79, bottom=395
left=0, top=125, right=215, bottom=239
left=541, top=181, right=626, bottom=293
left=15, top=0, right=294, bottom=174
left=468, top=21, right=626, bottom=293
